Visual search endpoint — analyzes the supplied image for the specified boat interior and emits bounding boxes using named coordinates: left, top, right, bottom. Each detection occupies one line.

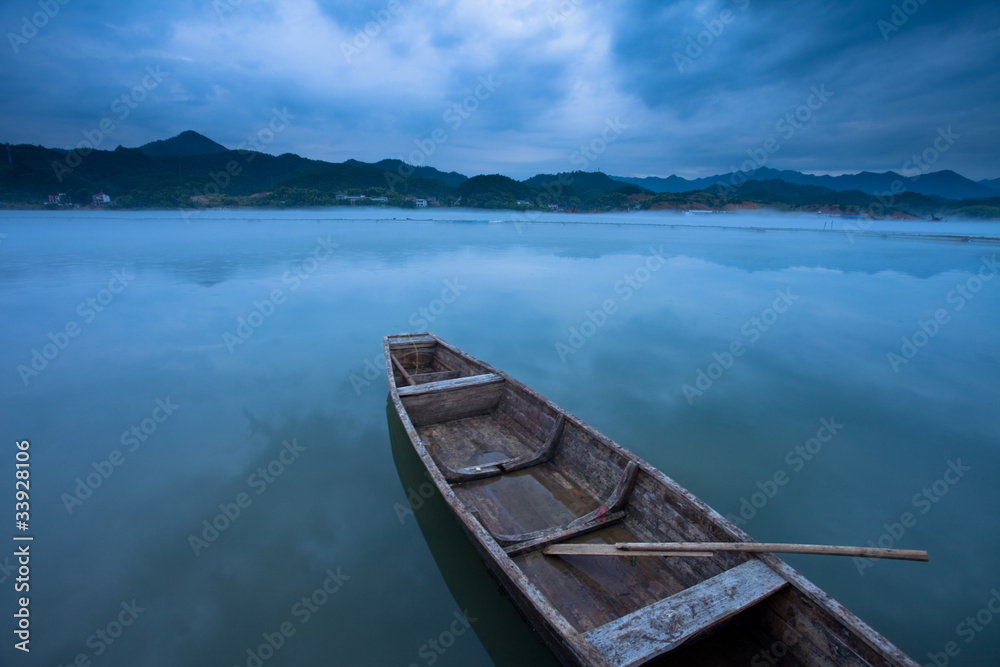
left=387, top=334, right=898, bottom=665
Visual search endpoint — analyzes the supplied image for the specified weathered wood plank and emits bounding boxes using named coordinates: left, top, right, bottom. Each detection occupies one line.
left=420, top=414, right=535, bottom=472
left=502, top=511, right=627, bottom=557
left=397, top=373, right=502, bottom=396
left=502, top=413, right=565, bottom=472
left=391, top=355, right=417, bottom=386
left=615, top=542, right=928, bottom=561
left=436, top=413, right=566, bottom=484
left=513, top=524, right=695, bottom=634
left=583, top=560, right=788, bottom=667
left=426, top=448, right=512, bottom=483
left=400, top=374, right=505, bottom=426
left=489, top=459, right=636, bottom=546
left=412, top=370, right=461, bottom=384
left=544, top=544, right=713, bottom=557
left=489, top=461, right=639, bottom=556
left=387, top=333, right=436, bottom=346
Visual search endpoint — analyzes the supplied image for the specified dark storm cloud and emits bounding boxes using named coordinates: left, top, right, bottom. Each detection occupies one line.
left=1, top=0, right=997, bottom=179
left=603, top=0, right=1000, bottom=177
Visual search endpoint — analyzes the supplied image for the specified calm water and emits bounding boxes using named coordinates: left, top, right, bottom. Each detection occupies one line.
left=1, top=209, right=998, bottom=666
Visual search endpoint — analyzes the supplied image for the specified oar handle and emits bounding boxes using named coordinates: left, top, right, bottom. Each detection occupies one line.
left=615, top=542, right=929, bottom=562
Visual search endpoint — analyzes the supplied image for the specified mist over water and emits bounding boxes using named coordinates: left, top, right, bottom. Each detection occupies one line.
left=1, top=209, right=998, bottom=666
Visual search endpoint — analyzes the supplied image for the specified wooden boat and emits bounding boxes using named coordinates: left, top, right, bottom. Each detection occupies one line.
left=384, top=333, right=920, bottom=666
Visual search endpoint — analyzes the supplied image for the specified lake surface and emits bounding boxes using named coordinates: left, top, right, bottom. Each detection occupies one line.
left=1, top=208, right=998, bottom=666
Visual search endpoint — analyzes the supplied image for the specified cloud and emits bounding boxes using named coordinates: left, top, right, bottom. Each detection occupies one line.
left=1, top=0, right=997, bottom=179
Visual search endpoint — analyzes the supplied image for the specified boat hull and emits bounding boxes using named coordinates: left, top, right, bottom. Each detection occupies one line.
left=384, top=333, right=919, bottom=666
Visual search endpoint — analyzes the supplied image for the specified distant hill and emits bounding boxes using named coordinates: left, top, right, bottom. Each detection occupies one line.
left=138, top=131, right=229, bottom=157
left=456, top=174, right=535, bottom=208
left=612, top=167, right=997, bottom=200
left=0, top=141, right=462, bottom=208
left=373, top=159, right=468, bottom=188
left=522, top=171, right=649, bottom=205
left=980, top=177, right=1000, bottom=192
left=2, top=131, right=997, bottom=218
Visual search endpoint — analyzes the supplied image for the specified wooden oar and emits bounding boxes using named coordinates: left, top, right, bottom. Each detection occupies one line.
left=391, top=355, right=416, bottom=386
left=544, top=542, right=929, bottom=562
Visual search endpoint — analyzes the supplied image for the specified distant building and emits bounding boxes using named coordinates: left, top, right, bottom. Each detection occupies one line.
left=92, top=191, right=111, bottom=206
left=47, top=193, right=69, bottom=205
left=414, top=199, right=427, bottom=208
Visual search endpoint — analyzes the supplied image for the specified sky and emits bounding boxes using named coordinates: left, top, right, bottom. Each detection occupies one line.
left=2, top=0, right=998, bottom=180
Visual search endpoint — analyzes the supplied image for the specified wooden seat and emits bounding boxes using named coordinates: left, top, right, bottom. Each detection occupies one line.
left=400, top=374, right=505, bottom=426
left=582, top=559, right=788, bottom=666
left=397, top=372, right=502, bottom=397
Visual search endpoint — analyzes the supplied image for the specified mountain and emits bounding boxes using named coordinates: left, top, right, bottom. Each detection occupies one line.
left=138, top=131, right=229, bottom=157
left=0, top=140, right=461, bottom=208
left=3, top=132, right=998, bottom=218
left=373, top=159, right=468, bottom=188
left=612, top=167, right=997, bottom=200
left=980, top=177, right=1000, bottom=192
left=522, top=171, right=649, bottom=205
left=455, top=174, right=535, bottom=208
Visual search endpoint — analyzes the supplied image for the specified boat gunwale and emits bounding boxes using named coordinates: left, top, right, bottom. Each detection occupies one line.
left=383, top=332, right=919, bottom=667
